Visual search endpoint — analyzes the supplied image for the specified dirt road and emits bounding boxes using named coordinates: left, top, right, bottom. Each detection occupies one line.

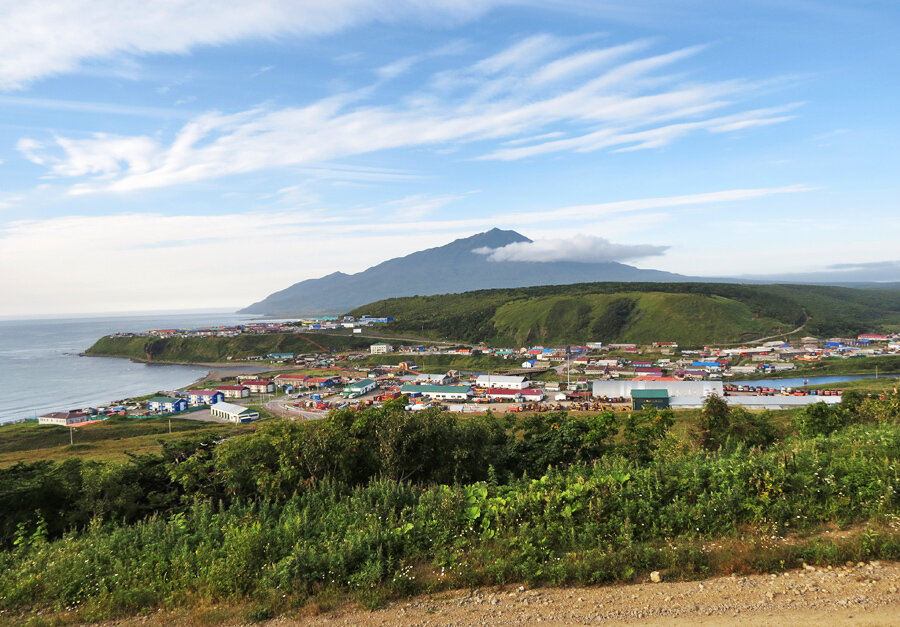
left=297, top=560, right=899, bottom=626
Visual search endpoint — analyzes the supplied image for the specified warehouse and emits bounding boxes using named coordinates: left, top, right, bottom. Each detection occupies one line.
left=400, top=384, right=472, bottom=400
left=592, top=380, right=723, bottom=399
left=474, top=375, right=527, bottom=390
left=343, top=378, right=378, bottom=397
left=210, top=402, right=259, bottom=423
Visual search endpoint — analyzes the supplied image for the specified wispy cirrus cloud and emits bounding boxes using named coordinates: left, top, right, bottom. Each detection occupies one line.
left=18, top=36, right=799, bottom=194
left=0, top=0, right=501, bottom=90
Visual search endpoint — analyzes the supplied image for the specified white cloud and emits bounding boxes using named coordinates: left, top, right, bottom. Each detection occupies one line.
left=19, top=38, right=799, bottom=194
left=0, top=183, right=815, bottom=315
left=474, top=235, right=668, bottom=263
left=0, top=0, right=500, bottom=90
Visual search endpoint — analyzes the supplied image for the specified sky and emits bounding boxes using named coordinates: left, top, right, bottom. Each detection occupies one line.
left=1, top=0, right=898, bottom=317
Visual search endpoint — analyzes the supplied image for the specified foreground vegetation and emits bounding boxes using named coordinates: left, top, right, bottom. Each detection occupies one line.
left=349, top=282, right=900, bottom=345
left=1, top=393, right=899, bottom=622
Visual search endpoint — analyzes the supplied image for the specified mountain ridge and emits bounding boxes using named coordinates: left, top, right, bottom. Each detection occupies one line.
left=240, top=228, right=694, bottom=316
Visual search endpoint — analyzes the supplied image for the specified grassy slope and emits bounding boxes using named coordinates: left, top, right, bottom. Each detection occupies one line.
left=351, top=282, right=900, bottom=346
left=0, top=417, right=257, bottom=466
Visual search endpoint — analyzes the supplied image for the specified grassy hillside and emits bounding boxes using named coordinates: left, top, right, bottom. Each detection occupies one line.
left=349, top=282, right=900, bottom=346
left=85, top=332, right=376, bottom=362
left=0, top=416, right=256, bottom=466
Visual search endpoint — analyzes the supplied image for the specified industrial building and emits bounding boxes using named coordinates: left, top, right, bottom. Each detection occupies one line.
left=210, top=402, right=259, bottom=423
left=474, top=375, right=527, bottom=390
left=400, top=384, right=472, bottom=400
left=592, top=380, right=724, bottom=399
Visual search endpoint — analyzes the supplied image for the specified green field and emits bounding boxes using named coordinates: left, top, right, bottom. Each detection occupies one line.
left=349, top=281, right=900, bottom=346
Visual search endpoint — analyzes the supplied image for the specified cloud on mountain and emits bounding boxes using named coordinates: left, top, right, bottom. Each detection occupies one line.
left=473, top=235, right=668, bottom=263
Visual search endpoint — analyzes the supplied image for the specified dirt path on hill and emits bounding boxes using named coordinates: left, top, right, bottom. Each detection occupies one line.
left=290, top=560, right=899, bottom=626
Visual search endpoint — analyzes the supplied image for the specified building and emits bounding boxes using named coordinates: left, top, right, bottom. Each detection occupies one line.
left=631, top=389, right=670, bottom=410
left=370, top=343, right=393, bottom=354
left=210, top=401, right=259, bottom=423
left=147, top=396, right=188, bottom=413
left=274, top=374, right=311, bottom=388
left=38, top=410, right=89, bottom=426
left=343, top=379, right=378, bottom=397
left=485, top=387, right=544, bottom=402
left=186, top=389, right=225, bottom=406
left=473, top=375, right=527, bottom=390
left=593, top=380, right=724, bottom=399
left=216, top=385, right=250, bottom=399
left=266, top=352, right=295, bottom=360
left=243, top=380, right=276, bottom=394
left=400, top=384, right=472, bottom=400
left=306, top=377, right=336, bottom=388
left=414, top=372, right=453, bottom=385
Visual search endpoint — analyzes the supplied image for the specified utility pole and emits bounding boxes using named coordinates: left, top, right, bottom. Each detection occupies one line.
left=69, top=427, right=73, bottom=446
left=168, top=418, right=172, bottom=434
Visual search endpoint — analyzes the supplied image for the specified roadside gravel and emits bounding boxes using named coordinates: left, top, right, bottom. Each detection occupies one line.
left=294, top=560, right=900, bottom=626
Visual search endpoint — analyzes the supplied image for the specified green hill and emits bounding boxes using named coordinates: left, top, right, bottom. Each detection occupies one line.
left=349, top=282, right=900, bottom=346
left=85, top=332, right=375, bottom=362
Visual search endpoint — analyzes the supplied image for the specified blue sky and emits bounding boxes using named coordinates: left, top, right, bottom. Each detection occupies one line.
left=1, top=1, right=898, bottom=316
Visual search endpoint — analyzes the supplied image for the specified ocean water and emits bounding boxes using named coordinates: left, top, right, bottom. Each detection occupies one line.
left=0, top=312, right=259, bottom=424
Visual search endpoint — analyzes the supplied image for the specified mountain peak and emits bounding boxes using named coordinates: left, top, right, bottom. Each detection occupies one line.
left=456, top=228, right=531, bottom=249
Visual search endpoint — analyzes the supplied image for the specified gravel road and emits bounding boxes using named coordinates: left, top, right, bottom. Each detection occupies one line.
left=296, top=560, right=899, bottom=626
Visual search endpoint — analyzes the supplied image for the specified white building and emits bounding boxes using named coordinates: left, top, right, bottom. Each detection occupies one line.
left=592, top=380, right=724, bottom=399
left=474, top=375, right=527, bottom=390
left=370, top=343, right=393, bottom=354
left=210, top=401, right=260, bottom=423
left=414, top=373, right=452, bottom=385
left=38, top=411, right=89, bottom=426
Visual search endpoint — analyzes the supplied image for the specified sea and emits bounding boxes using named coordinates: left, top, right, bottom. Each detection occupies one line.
left=0, top=311, right=263, bottom=425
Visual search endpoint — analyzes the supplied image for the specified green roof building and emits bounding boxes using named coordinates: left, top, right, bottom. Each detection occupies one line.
left=631, top=389, right=670, bottom=410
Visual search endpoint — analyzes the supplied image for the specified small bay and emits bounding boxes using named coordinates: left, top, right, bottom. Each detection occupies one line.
left=0, top=311, right=257, bottom=424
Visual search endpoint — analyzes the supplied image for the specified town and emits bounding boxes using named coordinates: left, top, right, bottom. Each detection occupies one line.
left=37, top=322, right=900, bottom=427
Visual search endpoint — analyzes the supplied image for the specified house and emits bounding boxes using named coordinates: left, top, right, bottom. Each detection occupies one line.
left=370, top=343, right=393, bottom=354
left=343, top=378, right=378, bottom=397
left=306, top=377, right=336, bottom=388
left=210, top=401, right=259, bottom=423
left=216, top=385, right=250, bottom=399
left=38, top=410, right=89, bottom=426
left=147, top=396, right=188, bottom=413
left=400, top=384, right=472, bottom=400
left=243, top=380, right=275, bottom=394
left=473, top=375, right=527, bottom=390
left=186, top=389, right=225, bottom=406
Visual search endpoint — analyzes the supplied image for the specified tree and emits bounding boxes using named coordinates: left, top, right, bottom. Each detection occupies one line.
left=623, top=405, right=674, bottom=462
